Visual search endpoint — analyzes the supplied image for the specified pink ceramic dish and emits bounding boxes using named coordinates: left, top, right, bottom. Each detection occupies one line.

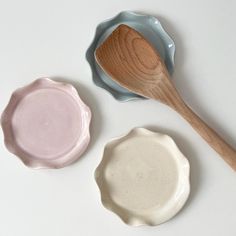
left=1, top=78, right=91, bottom=169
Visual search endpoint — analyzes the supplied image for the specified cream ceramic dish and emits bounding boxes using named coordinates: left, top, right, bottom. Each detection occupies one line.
left=95, top=128, right=190, bottom=226
left=1, top=78, right=91, bottom=169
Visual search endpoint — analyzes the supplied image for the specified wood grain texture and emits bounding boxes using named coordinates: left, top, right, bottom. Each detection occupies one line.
left=95, top=24, right=236, bottom=171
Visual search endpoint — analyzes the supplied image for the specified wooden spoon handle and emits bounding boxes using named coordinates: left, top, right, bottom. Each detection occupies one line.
left=160, top=80, right=236, bottom=171
left=177, top=102, right=236, bottom=170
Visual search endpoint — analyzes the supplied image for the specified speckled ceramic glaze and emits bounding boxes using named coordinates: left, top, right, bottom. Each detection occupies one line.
left=95, top=128, right=190, bottom=226
left=1, top=78, right=91, bottom=169
left=86, top=11, right=175, bottom=101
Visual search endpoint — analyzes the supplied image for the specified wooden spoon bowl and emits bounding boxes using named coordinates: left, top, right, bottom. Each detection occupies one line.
left=95, top=24, right=236, bottom=171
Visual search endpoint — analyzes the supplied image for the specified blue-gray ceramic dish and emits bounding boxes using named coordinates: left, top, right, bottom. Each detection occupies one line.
left=86, top=11, right=175, bottom=102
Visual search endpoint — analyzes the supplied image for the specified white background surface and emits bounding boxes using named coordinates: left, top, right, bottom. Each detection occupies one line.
left=0, top=0, right=235, bottom=235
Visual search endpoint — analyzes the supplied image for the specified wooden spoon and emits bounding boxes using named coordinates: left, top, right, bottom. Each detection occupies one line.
left=95, top=24, right=236, bottom=171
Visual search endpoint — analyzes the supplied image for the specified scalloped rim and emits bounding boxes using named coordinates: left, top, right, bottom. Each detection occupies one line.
left=1, top=78, right=91, bottom=169
left=95, top=128, right=190, bottom=226
left=86, top=11, right=175, bottom=102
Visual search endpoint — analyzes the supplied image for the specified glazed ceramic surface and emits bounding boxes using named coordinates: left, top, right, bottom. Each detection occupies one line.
left=95, top=128, right=190, bottom=226
left=1, top=78, right=91, bottom=169
left=86, top=11, right=175, bottom=101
